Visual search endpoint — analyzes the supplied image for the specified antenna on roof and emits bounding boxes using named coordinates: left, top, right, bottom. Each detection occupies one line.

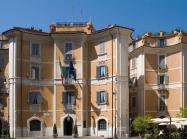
left=80, top=9, right=83, bottom=22
left=71, top=0, right=75, bottom=23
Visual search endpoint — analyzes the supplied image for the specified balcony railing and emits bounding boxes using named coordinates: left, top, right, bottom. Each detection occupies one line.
left=63, top=78, right=74, bottom=85
left=64, top=104, right=75, bottom=111
left=158, top=84, right=168, bottom=90
left=158, top=64, right=168, bottom=72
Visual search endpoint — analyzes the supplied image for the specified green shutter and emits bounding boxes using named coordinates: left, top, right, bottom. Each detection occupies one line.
left=96, top=91, right=100, bottom=104
left=105, top=92, right=108, bottom=104
left=62, top=92, right=67, bottom=105
left=96, top=66, right=100, bottom=78
left=105, top=65, right=108, bottom=77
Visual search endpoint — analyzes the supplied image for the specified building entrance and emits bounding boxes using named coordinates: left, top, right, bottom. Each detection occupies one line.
left=63, top=116, right=73, bottom=136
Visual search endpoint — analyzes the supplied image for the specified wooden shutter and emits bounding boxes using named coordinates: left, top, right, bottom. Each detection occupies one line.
left=165, top=75, right=169, bottom=85
left=105, top=65, right=108, bottom=77
left=96, top=66, right=100, bottom=78
left=96, top=91, right=100, bottom=104
left=105, top=92, right=108, bottom=104
left=62, top=92, right=67, bottom=104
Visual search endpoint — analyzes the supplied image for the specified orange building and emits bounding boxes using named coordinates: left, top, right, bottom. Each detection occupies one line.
left=129, top=30, right=187, bottom=120
left=0, top=22, right=133, bottom=138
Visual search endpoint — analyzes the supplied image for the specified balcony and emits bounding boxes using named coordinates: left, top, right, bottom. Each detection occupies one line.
left=64, top=104, right=75, bottom=112
left=158, top=84, right=168, bottom=90
left=63, top=78, right=74, bottom=85
left=158, top=64, right=168, bottom=72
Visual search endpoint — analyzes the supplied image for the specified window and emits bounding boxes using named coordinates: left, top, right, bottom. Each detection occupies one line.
left=159, top=94, right=166, bottom=111
left=31, top=65, right=40, bottom=80
left=159, top=55, right=166, bottom=66
left=0, top=97, right=3, bottom=108
left=30, top=120, right=41, bottom=131
left=97, top=91, right=108, bottom=104
left=131, top=96, right=136, bottom=108
left=99, top=42, right=106, bottom=55
left=158, top=75, right=168, bottom=85
left=158, top=39, right=166, bottom=47
left=98, top=119, right=107, bottom=130
left=96, top=65, right=108, bottom=78
left=64, top=42, right=73, bottom=60
left=131, top=58, right=136, bottom=69
left=29, top=92, right=42, bottom=105
left=31, top=43, right=40, bottom=56
left=62, top=91, right=75, bottom=105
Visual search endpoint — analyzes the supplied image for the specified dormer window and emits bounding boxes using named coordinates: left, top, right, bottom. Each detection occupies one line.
left=158, top=39, right=166, bottom=47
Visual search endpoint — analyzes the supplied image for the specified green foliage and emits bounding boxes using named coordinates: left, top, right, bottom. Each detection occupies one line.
left=178, top=106, right=187, bottom=117
left=132, top=115, right=151, bottom=135
left=171, top=131, right=181, bottom=139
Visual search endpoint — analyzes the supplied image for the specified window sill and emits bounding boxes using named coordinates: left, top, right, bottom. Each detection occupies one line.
left=98, top=53, right=107, bottom=56
left=97, top=103, right=108, bottom=105
left=96, top=76, right=108, bottom=80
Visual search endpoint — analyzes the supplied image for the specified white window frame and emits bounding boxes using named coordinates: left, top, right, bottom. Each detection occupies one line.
left=30, top=41, right=41, bottom=57
left=158, top=39, right=166, bottom=47
left=28, top=91, right=42, bottom=111
left=130, top=57, right=136, bottom=69
left=98, top=41, right=106, bottom=56
left=96, top=65, right=108, bottom=78
left=158, top=74, right=168, bottom=85
left=30, top=64, right=40, bottom=80
left=64, top=42, right=73, bottom=60
left=96, top=90, right=108, bottom=105
left=159, top=93, right=167, bottom=111
left=62, top=90, right=75, bottom=110
left=158, top=54, right=166, bottom=66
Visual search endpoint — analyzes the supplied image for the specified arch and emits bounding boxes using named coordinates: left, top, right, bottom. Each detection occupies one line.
left=60, top=114, right=76, bottom=136
left=27, top=116, right=43, bottom=137
left=96, top=116, right=109, bottom=137
left=63, top=116, right=73, bottom=136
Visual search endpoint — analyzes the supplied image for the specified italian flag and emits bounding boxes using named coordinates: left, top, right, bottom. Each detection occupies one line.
left=59, top=59, right=65, bottom=84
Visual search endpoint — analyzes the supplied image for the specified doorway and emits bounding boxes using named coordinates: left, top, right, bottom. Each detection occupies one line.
left=63, top=116, right=73, bottom=136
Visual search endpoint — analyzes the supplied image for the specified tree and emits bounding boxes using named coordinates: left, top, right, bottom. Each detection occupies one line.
left=132, top=115, right=151, bottom=138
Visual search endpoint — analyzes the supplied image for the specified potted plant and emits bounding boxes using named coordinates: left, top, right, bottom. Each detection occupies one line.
left=73, top=124, right=78, bottom=137
left=53, top=123, right=58, bottom=138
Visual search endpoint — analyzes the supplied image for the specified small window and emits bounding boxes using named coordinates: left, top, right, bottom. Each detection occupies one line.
left=97, top=91, right=108, bottom=104
left=159, top=94, right=166, bottom=111
left=31, top=65, right=40, bottom=80
left=159, top=55, right=166, bottom=66
left=98, top=119, right=107, bottom=130
left=29, top=92, right=42, bottom=105
left=31, top=43, right=40, bottom=56
left=0, top=97, right=3, bottom=108
left=30, top=120, right=41, bottom=131
left=159, top=39, right=166, bottom=47
left=62, top=91, right=75, bottom=105
left=158, top=75, right=168, bottom=85
left=96, top=65, right=108, bottom=78
left=99, top=42, right=106, bottom=55
left=64, top=42, right=73, bottom=60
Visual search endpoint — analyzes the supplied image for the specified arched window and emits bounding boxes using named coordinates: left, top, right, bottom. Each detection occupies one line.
left=30, top=120, right=41, bottom=131
left=98, top=119, right=107, bottom=130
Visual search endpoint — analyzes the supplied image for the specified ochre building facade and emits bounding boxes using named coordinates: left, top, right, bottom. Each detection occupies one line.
left=0, top=22, right=133, bottom=138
